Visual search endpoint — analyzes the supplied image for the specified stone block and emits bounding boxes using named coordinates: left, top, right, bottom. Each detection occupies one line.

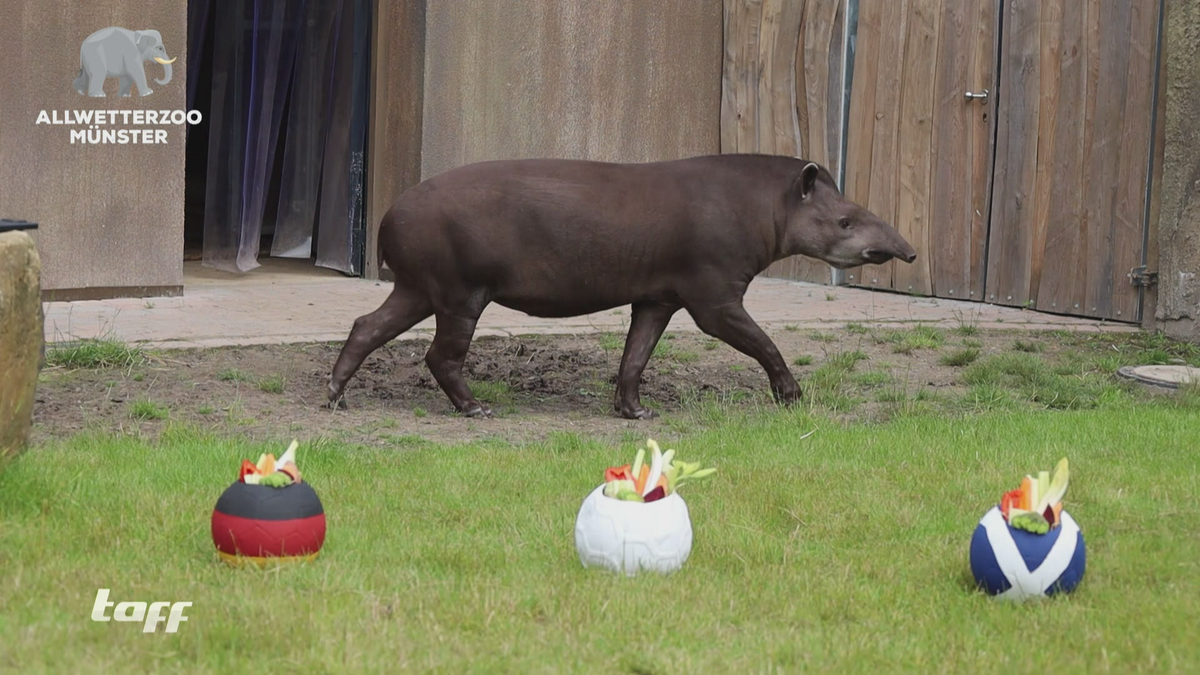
left=1, top=231, right=43, bottom=460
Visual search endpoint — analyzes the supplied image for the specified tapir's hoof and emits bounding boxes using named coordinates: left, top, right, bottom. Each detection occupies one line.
left=618, top=406, right=657, bottom=421
left=774, top=390, right=803, bottom=406
left=324, top=397, right=348, bottom=410
left=460, top=402, right=493, bottom=418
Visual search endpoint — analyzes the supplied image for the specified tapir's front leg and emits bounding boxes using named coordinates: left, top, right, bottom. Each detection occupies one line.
left=686, top=301, right=800, bottom=404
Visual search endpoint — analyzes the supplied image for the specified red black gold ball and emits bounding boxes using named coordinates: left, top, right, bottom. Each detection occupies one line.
left=211, top=481, right=326, bottom=567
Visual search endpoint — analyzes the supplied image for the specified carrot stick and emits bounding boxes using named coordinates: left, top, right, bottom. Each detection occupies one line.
left=1019, top=476, right=1032, bottom=511
left=635, top=464, right=650, bottom=494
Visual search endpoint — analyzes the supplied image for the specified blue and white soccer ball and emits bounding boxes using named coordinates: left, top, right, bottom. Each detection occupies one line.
left=574, top=484, right=693, bottom=576
left=970, top=506, right=1086, bottom=600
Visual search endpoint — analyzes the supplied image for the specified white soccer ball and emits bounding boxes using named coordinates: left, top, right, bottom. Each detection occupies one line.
left=573, top=484, right=693, bottom=576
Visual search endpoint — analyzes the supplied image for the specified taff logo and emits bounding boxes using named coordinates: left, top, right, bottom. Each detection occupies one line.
left=91, top=589, right=191, bottom=633
left=72, top=28, right=176, bottom=98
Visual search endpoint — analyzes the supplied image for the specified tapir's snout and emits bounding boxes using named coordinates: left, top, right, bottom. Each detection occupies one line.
left=862, top=228, right=918, bottom=265
left=861, top=244, right=917, bottom=266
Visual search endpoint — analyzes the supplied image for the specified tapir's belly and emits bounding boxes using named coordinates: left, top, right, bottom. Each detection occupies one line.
left=487, top=259, right=672, bottom=318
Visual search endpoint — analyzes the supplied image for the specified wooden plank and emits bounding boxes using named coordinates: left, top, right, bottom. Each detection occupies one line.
left=802, top=0, right=839, bottom=167
left=1142, top=3, right=1166, bottom=328
left=722, top=0, right=766, bottom=155
left=929, top=0, right=972, bottom=298
left=826, top=1, right=846, bottom=180
left=771, top=0, right=805, bottom=158
left=842, top=0, right=882, bottom=231
left=366, top=0, right=425, bottom=279
left=1028, top=0, right=1063, bottom=307
left=723, top=0, right=834, bottom=285
left=1033, top=0, right=1087, bottom=314
left=789, top=0, right=840, bottom=284
left=928, top=0, right=994, bottom=301
left=1110, top=0, right=1158, bottom=321
left=720, top=0, right=741, bottom=153
left=1076, top=0, right=1101, bottom=313
left=967, top=0, right=998, bottom=298
left=985, top=0, right=1040, bottom=307
left=857, top=0, right=908, bottom=290
left=891, top=0, right=940, bottom=295
left=1082, top=0, right=1131, bottom=317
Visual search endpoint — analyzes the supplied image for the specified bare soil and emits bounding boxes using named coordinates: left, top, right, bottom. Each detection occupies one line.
left=30, top=327, right=1075, bottom=447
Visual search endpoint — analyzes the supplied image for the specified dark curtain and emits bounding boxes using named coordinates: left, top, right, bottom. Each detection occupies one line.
left=315, top=0, right=370, bottom=274
left=194, top=0, right=369, bottom=275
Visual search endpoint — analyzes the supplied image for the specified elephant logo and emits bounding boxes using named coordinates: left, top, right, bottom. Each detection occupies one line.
left=72, top=27, right=176, bottom=98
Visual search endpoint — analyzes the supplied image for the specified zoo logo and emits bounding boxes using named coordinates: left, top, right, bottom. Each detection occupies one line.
left=73, top=27, right=176, bottom=98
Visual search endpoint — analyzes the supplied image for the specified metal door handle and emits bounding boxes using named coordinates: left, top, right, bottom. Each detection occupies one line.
left=964, top=89, right=989, bottom=101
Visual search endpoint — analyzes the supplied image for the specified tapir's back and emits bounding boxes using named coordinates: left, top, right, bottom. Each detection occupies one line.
left=377, top=156, right=792, bottom=315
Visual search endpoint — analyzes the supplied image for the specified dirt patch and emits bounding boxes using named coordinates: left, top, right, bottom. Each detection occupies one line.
left=29, top=326, right=1153, bottom=447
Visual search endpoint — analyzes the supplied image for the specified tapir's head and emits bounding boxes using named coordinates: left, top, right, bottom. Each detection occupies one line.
left=784, top=162, right=917, bottom=269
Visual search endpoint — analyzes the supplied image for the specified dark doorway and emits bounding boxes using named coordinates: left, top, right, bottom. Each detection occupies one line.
left=184, top=0, right=372, bottom=276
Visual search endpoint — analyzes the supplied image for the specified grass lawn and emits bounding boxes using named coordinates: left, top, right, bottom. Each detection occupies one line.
left=3, top=401, right=1199, bottom=673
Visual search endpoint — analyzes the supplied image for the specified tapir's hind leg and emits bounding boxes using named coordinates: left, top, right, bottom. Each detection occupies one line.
left=686, top=300, right=801, bottom=405
left=614, top=301, right=679, bottom=419
left=426, top=310, right=490, bottom=417
left=327, top=285, right=432, bottom=407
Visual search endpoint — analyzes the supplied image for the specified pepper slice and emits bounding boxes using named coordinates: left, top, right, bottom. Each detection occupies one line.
left=1000, top=489, right=1024, bottom=521
left=604, top=464, right=632, bottom=483
left=238, top=459, right=260, bottom=483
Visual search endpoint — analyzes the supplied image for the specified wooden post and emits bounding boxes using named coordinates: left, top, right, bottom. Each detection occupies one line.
left=365, top=0, right=427, bottom=281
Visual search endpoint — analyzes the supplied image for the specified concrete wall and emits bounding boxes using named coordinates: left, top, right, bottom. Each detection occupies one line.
left=0, top=2, right=186, bottom=297
left=1158, top=0, right=1200, bottom=339
left=420, top=0, right=723, bottom=178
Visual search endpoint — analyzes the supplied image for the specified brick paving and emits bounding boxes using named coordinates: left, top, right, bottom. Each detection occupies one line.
left=43, top=260, right=1136, bottom=350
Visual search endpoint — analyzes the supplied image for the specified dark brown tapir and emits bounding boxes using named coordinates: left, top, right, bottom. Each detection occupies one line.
left=328, top=154, right=916, bottom=419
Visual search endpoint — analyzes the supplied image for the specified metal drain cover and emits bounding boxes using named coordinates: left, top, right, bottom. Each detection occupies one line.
left=1117, top=365, right=1200, bottom=390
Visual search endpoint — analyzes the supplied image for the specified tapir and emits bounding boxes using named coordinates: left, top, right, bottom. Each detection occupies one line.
left=327, top=154, right=917, bottom=419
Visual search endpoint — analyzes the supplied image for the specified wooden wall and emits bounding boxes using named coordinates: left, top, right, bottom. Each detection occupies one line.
left=841, top=0, right=996, bottom=298
left=420, top=0, right=723, bottom=178
left=366, top=0, right=426, bottom=279
left=985, top=0, right=1161, bottom=321
left=720, top=0, right=848, bottom=285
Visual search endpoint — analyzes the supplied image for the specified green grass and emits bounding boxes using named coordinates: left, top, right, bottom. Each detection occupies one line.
left=883, top=326, right=946, bottom=354
left=46, top=338, right=145, bottom=370
left=257, top=375, right=285, bottom=394
left=963, top=354, right=1126, bottom=410
left=792, top=355, right=814, bottom=367
left=826, top=349, right=868, bottom=371
left=216, top=368, right=252, bottom=383
left=940, top=347, right=982, bottom=367
left=845, top=322, right=870, bottom=334
left=809, top=330, right=838, bottom=343
left=470, top=380, right=516, bottom=407
left=127, top=398, right=168, bottom=420
left=1013, top=339, right=1044, bottom=353
left=3, top=407, right=1200, bottom=672
left=597, top=334, right=624, bottom=352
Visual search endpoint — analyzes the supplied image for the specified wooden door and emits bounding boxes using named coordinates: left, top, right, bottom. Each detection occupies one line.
left=721, top=0, right=849, bottom=285
left=842, top=0, right=997, bottom=298
left=984, top=0, right=1161, bottom=321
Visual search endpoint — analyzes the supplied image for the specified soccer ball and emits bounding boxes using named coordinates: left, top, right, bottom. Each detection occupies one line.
left=211, top=481, right=327, bottom=567
left=573, top=484, right=693, bottom=576
left=970, top=506, right=1086, bottom=600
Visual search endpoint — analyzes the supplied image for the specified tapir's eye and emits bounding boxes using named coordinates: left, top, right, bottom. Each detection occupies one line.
left=838, top=218, right=851, bottom=230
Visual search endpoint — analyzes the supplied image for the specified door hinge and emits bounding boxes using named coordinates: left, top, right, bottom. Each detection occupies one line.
left=1129, top=266, right=1158, bottom=288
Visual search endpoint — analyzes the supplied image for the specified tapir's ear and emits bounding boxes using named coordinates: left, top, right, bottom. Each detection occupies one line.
left=794, top=162, right=821, bottom=201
